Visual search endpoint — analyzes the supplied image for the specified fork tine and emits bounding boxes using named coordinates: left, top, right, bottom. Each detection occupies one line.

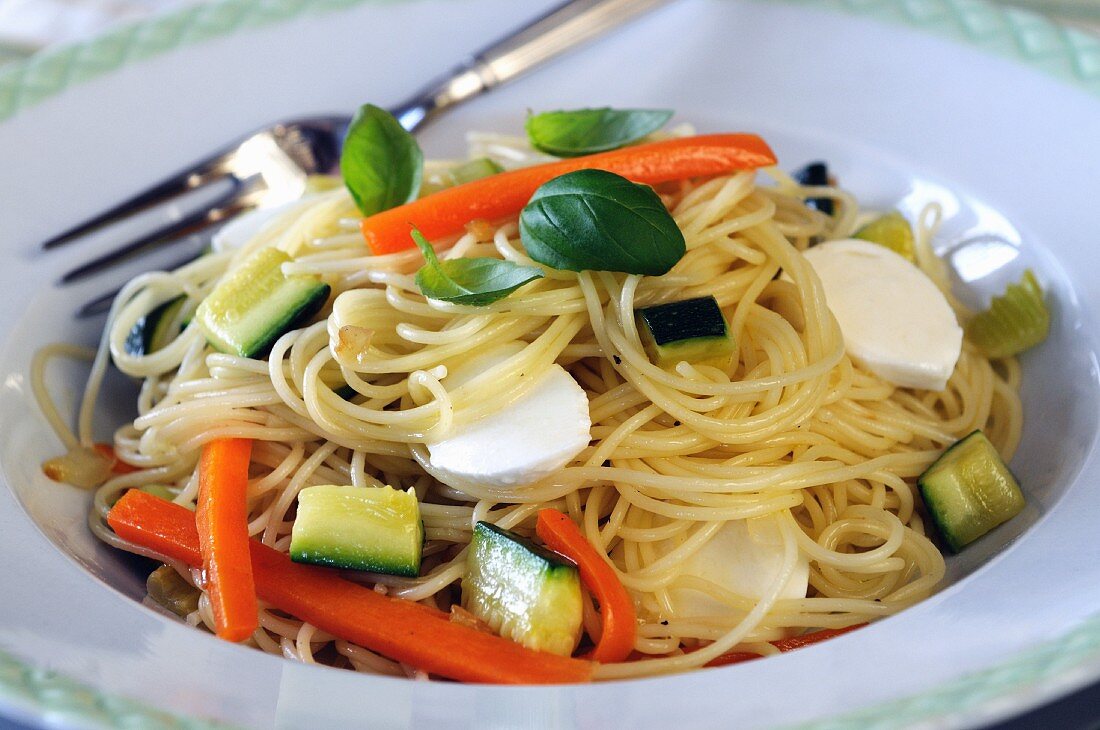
left=59, top=195, right=250, bottom=284
left=75, top=248, right=210, bottom=318
left=42, top=152, right=237, bottom=250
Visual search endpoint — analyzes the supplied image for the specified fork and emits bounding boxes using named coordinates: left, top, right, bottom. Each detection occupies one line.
left=46, top=0, right=674, bottom=316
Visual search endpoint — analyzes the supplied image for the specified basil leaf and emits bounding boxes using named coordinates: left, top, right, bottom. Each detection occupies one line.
left=525, top=107, right=673, bottom=157
left=519, top=169, right=685, bottom=276
left=341, top=104, right=423, bottom=216
left=412, top=229, right=543, bottom=306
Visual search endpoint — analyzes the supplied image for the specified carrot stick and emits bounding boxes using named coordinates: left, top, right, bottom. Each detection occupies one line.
left=536, top=508, right=637, bottom=664
left=361, top=134, right=777, bottom=255
left=770, top=624, right=866, bottom=652
left=195, top=438, right=257, bottom=642
left=705, top=624, right=868, bottom=667
left=108, top=490, right=594, bottom=684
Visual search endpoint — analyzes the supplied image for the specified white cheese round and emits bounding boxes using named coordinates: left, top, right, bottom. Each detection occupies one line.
left=426, top=342, right=592, bottom=489
left=667, top=516, right=809, bottom=617
left=803, top=238, right=963, bottom=391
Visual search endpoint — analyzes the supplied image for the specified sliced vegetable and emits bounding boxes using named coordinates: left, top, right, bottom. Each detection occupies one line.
left=918, top=430, right=1025, bottom=552
left=290, top=485, right=423, bottom=576
left=536, top=508, right=637, bottom=664
left=303, top=175, right=344, bottom=193
left=195, top=247, right=330, bottom=358
left=705, top=624, right=866, bottom=667
left=451, top=157, right=504, bottom=185
left=462, top=521, right=583, bottom=657
left=853, top=211, right=916, bottom=262
left=636, top=296, right=734, bottom=368
left=520, top=169, right=685, bottom=275
left=360, top=134, right=777, bottom=255
left=195, top=438, right=257, bottom=642
left=340, top=104, right=423, bottom=216
left=107, top=490, right=594, bottom=684
left=411, top=228, right=543, bottom=306
left=137, top=484, right=179, bottom=502
left=124, top=296, right=186, bottom=357
left=793, top=161, right=834, bottom=216
left=146, top=565, right=200, bottom=618
left=94, top=443, right=139, bottom=474
left=965, top=269, right=1050, bottom=358
left=525, top=107, right=673, bottom=157
left=42, top=445, right=113, bottom=489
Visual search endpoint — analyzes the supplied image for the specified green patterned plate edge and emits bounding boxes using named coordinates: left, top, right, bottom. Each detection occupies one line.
left=1, top=0, right=1100, bottom=728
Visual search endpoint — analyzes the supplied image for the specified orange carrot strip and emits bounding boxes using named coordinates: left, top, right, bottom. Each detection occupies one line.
left=361, top=134, right=777, bottom=255
left=108, top=490, right=594, bottom=684
left=195, top=438, right=257, bottom=642
left=770, top=624, right=866, bottom=652
left=536, top=508, right=637, bottom=664
left=94, top=443, right=139, bottom=474
left=705, top=624, right=868, bottom=667
left=704, top=651, right=760, bottom=668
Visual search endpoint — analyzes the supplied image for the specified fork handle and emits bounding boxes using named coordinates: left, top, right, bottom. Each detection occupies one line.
left=389, top=0, right=675, bottom=132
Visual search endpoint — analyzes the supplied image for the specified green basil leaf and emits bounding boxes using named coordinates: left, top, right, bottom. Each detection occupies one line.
left=412, top=229, right=544, bottom=306
left=341, top=104, right=423, bottom=216
left=519, top=169, right=685, bottom=276
left=525, top=107, right=673, bottom=157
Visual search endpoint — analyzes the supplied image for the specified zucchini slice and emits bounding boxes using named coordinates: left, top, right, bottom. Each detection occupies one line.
left=289, top=485, right=423, bottom=576
left=793, top=161, right=834, bottom=216
left=195, top=247, right=330, bottom=358
left=451, top=157, right=504, bottom=185
left=965, top=269, right=1049, bottom=358
left=124, top=296, right=186, bottom=357
left=918, top=430, right=1025, bottom=552
left=146, top=565, right=200, bottom=618
left=853, top=211, right=916, bottom=262
left=462, top=521, right=583, bottom=656
left=636, top=295, right=734, bottom=369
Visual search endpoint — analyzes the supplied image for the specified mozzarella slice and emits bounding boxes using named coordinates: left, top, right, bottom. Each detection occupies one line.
left=425, top=343, right=591, bottom=489
left=803, top=238, right=963, bottom=391
left=668, top=516, right=809, bottom=617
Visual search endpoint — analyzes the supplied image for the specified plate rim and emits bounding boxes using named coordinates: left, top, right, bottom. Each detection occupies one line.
left=2, top=0, right=1100, bottom=728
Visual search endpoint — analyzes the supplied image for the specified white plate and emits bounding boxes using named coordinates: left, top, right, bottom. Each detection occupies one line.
left=1, top=1, right=1100, bottom=728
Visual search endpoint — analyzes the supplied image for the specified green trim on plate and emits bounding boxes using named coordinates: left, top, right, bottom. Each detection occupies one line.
left=0, top=648, right=234, bottom=729
left=1, top=0, right=1099, bottom=728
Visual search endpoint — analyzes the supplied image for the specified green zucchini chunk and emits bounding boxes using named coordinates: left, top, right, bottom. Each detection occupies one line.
left=918, top=430, right=1025, bottom=552
left=853, top=211, right=916, bottom=262
left=451, top=158, right=504, bottom=185
left=195, top=247, right=330, bottom=358
left=146, top=565, right=200, bottom=618
left=965, top=269, right=1050, bottom=358
left=289, top=485, right=423, bottom=576
left=462, top=521, right=583, bottom=656
left=124, top=296, right=186, bottom=357
left=636, top=295, right=734, bottom=368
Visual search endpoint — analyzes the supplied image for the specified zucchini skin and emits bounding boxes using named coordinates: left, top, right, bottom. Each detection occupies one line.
left=636, top=296, right=733, bottom=368
left=124, top=296, right=186, bottom=357
left=195, top=248, right=330, bottom=359
left=793, top=161, right=834, bottom=216
left=918, top=430, right=1025, bottom=553
left=462, top=521, right=583, bottom=656
left=289, top=485, right=423, bottom=577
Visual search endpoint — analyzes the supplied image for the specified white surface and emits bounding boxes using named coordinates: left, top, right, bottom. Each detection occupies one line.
left=426, top=342, right=592, bottom=489
left=1, top=1, right=1100, bottom=729
left=803, top=238, right=963, bottom=390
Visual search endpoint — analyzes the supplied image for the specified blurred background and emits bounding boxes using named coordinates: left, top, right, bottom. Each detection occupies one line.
left=0, top=0, right=1097, bottom=67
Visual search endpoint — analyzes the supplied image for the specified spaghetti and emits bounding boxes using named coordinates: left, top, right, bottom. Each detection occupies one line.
left=36, top=130, right=1022, bottom=680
